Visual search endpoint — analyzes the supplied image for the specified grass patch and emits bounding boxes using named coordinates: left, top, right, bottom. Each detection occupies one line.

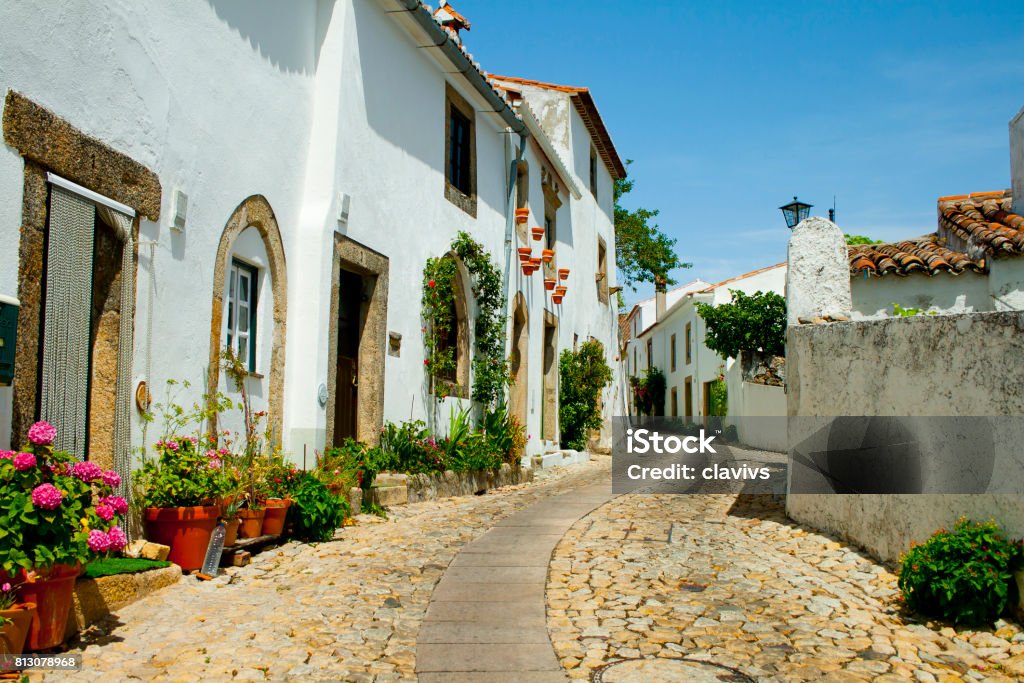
left=83, top=557, right=172, bottom=579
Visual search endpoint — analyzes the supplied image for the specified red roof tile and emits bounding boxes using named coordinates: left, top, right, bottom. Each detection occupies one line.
left=848, top=235, right=985, bottom=277
left=938, top=190, right=1024, bottom=257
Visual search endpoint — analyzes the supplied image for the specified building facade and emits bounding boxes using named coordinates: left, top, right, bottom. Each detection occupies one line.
left=0, top=1, right=624, bottom=471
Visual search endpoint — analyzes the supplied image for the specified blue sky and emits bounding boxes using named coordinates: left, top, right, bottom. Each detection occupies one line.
left=463, top=1, right=1024, bottom=305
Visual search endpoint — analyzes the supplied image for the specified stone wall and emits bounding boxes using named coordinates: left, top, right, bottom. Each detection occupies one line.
left=362, top=464, right=533, bottom=508
left=786, top=310, right=1024, bottom=561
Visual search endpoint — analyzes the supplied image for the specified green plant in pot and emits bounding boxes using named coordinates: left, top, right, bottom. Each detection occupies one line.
left=261, top=460, right=299, bottom=536
left=0, top=421, right=127, bottom=650
left=0, top=577, right=36, bottom=656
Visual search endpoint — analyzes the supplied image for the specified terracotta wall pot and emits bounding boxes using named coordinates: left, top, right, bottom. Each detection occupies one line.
left=144, top=506, right=220, bottom=571
left=0, top=602, right=36, bottom=656
left=236, top=508, right=266, bottom=539
left=16, top=565, right=79, bottom=650
left=544, top=278, right=556, bottom=291
left=552, top=294, right=564, bottom=305
left=522, top=265, right=534, bottom=277
left=517, top=247, right=532, bottom=259
left=261, top=499, right=292, bottom=536
left=531, top=227, right=544, bottom=241
left=529, top=257, right=541, bottom=267
left=558, top=268, right=570, bottom=280
left=223, top=518, right=240, bottom=547
left=542, top=249, right=555, bottom=263
left=515, top=208, right=529, bottom=224
left=555, top=286, right=568, bottom=296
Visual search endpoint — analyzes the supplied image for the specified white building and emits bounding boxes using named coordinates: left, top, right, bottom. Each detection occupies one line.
left=847, top=107, right=1024, bottom=319
left=0, top=1, right=625, bottom=472
left=621, top=264, right=786, bottom=426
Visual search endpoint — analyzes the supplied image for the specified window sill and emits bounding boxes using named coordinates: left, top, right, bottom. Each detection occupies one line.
left=247, top=371, right=265, bottom=380
left=444, top=182, right=477, bottom=218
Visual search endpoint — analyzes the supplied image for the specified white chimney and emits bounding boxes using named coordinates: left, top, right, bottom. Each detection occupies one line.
left=1011, top=106, right=1024, bottom=216
left=655, top=278, right=666, bottom=321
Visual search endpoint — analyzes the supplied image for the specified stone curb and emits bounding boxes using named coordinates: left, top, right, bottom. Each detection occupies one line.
left=67, top=565, right=183, bottom=636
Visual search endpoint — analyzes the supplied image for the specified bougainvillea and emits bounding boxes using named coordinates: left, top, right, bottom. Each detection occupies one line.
left=421, top=231, right=509, bottom=409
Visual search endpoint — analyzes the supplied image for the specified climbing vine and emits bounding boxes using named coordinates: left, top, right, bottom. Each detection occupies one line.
left=422, top=231, right=509, bottom=408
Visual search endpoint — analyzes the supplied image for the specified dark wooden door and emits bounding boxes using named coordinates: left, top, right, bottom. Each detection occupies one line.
left=334, top=269, right=363, bottom=446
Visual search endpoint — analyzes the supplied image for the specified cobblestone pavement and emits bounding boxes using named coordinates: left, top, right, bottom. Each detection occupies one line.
left=39, top=458, right=609, bottom=683
left=548, top=492, right=1024, bottom=682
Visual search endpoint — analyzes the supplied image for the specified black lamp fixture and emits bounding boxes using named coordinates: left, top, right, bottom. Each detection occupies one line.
left=779, top=196, right=813, bottom=229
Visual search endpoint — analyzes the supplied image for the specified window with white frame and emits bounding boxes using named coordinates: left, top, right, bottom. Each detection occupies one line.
left=227, top=259, right=259, bottom=372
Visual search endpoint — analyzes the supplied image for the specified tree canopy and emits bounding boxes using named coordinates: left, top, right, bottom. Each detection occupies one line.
left=615, top=161, right=690, bottom=290
left=695, top=290, right=786, bottom=360
left=845, top=234, right=883, bottom=245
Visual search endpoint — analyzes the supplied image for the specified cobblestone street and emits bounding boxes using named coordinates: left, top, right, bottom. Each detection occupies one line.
left=33, top=456, right=1024, bottom=682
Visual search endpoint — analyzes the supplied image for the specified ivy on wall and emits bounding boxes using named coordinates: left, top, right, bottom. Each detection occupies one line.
left=421, top=231, right=509, bottom=408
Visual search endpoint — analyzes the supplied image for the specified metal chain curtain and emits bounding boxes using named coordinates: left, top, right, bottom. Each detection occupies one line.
left=42, top=182, right=137, bottom=538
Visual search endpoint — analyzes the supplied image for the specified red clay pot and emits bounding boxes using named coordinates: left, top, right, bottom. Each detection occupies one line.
left=0, top=602, right=36, bottom=656
left=144, top=506, right=220, bottom=571
left=552, top=294, right=564, bottom=305
left=529, top=257, right=541, bottom=267
left=515, top=208, right=529, bottom=224
left=531, top=227, right=544, bottom=241
left=555, top=286, right=568, bottom=296
left=558, top=268, right=570, bottom=280
left=223, top=518, right=240, bottom=547
left=15, top=564, right=79, bottom=650
left=542, top=249, right=555, bottom=263
left=237, top=507, right=266, bottom=539
left=517, top=247, right=532, bottom=259
left=261, top=499, right=292, bottom=536
left=544, top=278, right=557, bottom=291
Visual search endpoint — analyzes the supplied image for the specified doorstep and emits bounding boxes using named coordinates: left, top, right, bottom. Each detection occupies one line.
left=67, top=564, right=182, bottom=636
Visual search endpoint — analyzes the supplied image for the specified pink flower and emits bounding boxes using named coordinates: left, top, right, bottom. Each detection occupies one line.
left=100, top=496, right=129, bottom=515
left=94, top=504, right=115, bottom=521
left=107, top=526, right=127, bottom=551
left=31, top=483, right=63, bottom=510
left=165, top=440, right=180, bottom=452
left=0, top=450, right=14, bottom=460
left=87, top=529, right=111, bottom=552
left=13, top=452, right=36, bottom=471
left=27, top=421, right=57, bottom=446
left=207, top=458, right=222, bottom=470
left=1, top=583, right=10, bottom=592
left=71, top=461, right=103, bottom=483
left=101, top=470, right=121, bottom=488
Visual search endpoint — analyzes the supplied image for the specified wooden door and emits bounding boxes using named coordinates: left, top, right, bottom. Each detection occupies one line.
left=333, top=269, right=363, bottom=445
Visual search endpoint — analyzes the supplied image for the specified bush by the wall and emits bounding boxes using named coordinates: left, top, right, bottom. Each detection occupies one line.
left=898, top=518, right=1024, bottom=625
left=287, top=473, right=349, bottom=543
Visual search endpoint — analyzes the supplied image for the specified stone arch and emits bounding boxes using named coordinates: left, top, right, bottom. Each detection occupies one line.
left=206, top=195, right=288, bottom=440
left=509, top=292, right=529, bottom=430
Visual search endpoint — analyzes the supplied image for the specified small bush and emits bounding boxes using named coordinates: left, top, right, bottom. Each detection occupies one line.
left=898, top=518, right=1024, bottom=625
left=287, top=473, right=348, bottom=543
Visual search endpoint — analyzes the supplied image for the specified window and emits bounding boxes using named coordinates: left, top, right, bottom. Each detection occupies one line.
left=685, top=322, right=692, bottom=365
left=670, top=387, right=678, bottom=417
left=670, top=334, right=677, bottom=372
left=646, top=339, right=653, bottom=369
left=633, top=347, right=637, bottom=374
left=597, top=238, right=609, bottom=305
left=589, top=147, right=598, bottom=198
left=684, top=377, right=693, bottom=416
left=227, top=259, right=259, bottom=372
left=444, top=84, right=477, bottom=215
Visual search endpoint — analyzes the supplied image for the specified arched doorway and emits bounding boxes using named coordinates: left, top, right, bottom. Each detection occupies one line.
left=509, top=293, right=529, bottom=430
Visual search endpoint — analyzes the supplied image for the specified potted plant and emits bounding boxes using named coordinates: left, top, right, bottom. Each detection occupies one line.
left=261, top=462, right=298, bottom=536
left=0, top=579, right=36, bottom=657
left=556, top=285, right=568, bottom=296
left=544, top=277, right=557, bottom=291
left=515, top=207, right=529, bottom=224
left=136, top=435, right=228, bottom=571
left=552, top=294, right=564, bottom=305
left=0, top=421, right=127, bottom=650
left=517, top=247, right=532, bottom=261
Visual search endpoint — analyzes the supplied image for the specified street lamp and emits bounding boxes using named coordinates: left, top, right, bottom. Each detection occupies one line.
left=779, top=196, right=813, bottom=229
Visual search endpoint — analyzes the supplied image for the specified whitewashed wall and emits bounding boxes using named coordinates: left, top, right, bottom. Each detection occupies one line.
left=850, top=271, right=990, bottom=320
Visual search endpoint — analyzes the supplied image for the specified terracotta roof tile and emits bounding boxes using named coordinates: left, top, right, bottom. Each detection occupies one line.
left=848, top=235, right=985, bottom=276
left=938, top=190, right=1024, bottom=257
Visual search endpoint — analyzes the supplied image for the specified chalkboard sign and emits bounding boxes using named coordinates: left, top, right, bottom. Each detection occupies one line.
left=197, top=522, right=226, bottom=580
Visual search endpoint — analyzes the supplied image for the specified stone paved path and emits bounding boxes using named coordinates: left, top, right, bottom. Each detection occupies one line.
left=38, top=458, right=609, bottom=683
left=548, top=492, right=1024, bottom=682
left=415, top=482, right=612, bottom=681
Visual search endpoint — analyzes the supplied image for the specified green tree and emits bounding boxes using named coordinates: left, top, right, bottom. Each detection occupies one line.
left=559, top=341, right=613, bottom=450
left=696, top=290, right=786, bottom=360
left=845, top=234, right=883, bottom=245
left=615, top=161, right=690, bottom=290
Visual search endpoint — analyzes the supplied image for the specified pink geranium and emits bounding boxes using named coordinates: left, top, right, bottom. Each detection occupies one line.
left=87, top=529, right=111, bottom=552
left=100, top=495, right=129, bottom=515
left=12, top=452, right=36, bottom=471
left=94, top=504, right=115, bottom=521
left=27, top=421, right=57, bottom=446
left=101, top=470, right=121, bottom=488
left=0, top=450, right=14, bottom=460
left=71, top=461, right=103, bottom=483
left=31, top=483, right=63, bottom=510
left=107, top=526, right=127, bottom=551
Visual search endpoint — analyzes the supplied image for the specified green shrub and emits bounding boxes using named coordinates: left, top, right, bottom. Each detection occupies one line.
left=287, top=473, right=348, bottom=542
left=560, top=341, right=613, bottom=449
left=898, top=518, right=1024, bottom=625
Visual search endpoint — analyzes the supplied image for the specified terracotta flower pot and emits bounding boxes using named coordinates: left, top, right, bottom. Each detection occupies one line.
left=558, top=268, right=570, bottom=280
left=544, top=278, right=557, bottom=291
left=552, top=294, right=564, bottom=305
left=529, top=257, right=541, bottom=267
left=144, top=506, right=221, bottom=571
left=15, top=564, right=79, bottom=650
left=223, top=518, right=240, bottom=547
left=261, top=498, right=292, bottom=536
left=515, top=208, right=529, bottom=224
left=237, top=507, right=266, bottom=539
left=517, top=247, right=532, bottom=259
left=542, top=249, right=555, bottom=263
left=556, top=286, right=567, bottom=296
left=531, top=227, right=544, bottom=241
left=0, top=602, right=36, bottom=656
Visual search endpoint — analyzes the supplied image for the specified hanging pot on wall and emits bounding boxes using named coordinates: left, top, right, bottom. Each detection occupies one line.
left=558, top=268, right=570, bottom=281
left=531, top=227, right=544, bottom=241
left=542, top=249, right=555, bottom=263
left=515, top=208, right=529, bottom=224
left=517, top=247, right=532, bottom=260
left=544, top=278, right=556, bottom=291
left=552, top=294, right=564, bottom=305
left=555, top=286, right=568, bottom=296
